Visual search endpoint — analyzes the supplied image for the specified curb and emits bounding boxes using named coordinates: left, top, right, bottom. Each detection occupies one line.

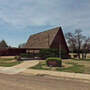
left=22, top=69, right=90, bottom=80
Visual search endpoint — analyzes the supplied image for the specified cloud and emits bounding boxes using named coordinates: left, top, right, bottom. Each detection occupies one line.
left=0, top=0, right=90, bottom=29
left=0, top=0, right=90, bottom=46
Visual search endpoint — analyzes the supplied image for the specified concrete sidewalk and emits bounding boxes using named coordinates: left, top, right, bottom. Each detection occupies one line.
left=22, top=69, right=90, bottom=80
left=0, top=60, right=39, bottom=74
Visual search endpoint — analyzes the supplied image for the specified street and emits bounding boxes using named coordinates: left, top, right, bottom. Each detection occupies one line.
left=0, top=73, right=89, bottom=90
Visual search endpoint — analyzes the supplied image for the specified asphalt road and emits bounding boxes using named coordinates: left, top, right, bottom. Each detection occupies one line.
left=0, top=73, right=90, bottom=90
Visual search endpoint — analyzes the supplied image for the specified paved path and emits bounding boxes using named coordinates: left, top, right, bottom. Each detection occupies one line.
left=0, top=60, right=39, bottom=74
left=0, top=73, right=90, bottom=90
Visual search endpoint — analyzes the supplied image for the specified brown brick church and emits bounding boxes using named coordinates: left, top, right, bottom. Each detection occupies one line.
left=25, top=27, right=69, bottom=58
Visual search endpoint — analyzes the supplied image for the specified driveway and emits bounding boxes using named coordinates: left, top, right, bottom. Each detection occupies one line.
left=0, top=73, right=90, bottom=90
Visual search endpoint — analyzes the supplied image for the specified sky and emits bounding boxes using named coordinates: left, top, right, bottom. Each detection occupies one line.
left=0, top=0, right=90, bottom=47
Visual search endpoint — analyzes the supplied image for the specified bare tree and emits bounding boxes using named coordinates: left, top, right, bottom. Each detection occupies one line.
left=66, top=29, right=86, bottom=59
left=18, top=43, right=26, bottom=48
left=74, top=29, right=85, bottom=59
left=65, top=32, right=76, bottom=54
left=82, top=37, right=90, bottom=59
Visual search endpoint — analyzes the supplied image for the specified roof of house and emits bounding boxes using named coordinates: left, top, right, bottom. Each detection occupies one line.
left=25, top=27, right=62, bottom=49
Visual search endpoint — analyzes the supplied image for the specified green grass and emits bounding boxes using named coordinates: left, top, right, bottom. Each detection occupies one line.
left=0, top=58, right=21, bottom=67
left=0, top=61, right=21, bottom=67
left=31, top=61, right=85, bottom=73
left=0, top=58, right=14, bottom=61
left=56, top=62, right=85, bottom=73
left=72, top=58, right=90, bottom=61
left=31, top=62, right=50, bottom=70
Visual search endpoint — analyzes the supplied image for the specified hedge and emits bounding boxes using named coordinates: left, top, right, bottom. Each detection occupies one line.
left=39, top=48, right=68, bottom=59
left=46, top=57, right=62, bottom=67
left=20, top=53, right=34, bottom=58
left=46, top=57, right=62, bottom=61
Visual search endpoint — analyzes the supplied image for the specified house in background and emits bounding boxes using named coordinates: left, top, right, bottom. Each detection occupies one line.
left=25, top=27, right=69, bottom=58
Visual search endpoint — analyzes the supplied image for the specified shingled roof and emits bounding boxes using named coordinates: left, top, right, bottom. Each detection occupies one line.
left=25, top=27, right=61, bottom=49
left=25, top=26, right=69, bottom=51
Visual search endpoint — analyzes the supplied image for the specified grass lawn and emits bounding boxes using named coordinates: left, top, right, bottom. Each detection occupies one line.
left=72, top=58, right=90, bottom=61
left=31, top=59, right=90, bottom=74
left=0, top=58, right=21, bottom=67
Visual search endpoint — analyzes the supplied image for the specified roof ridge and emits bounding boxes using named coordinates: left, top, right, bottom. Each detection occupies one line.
left=25, top=26, right=62, bottom=48
left=30, top=26, right=61, bottom=37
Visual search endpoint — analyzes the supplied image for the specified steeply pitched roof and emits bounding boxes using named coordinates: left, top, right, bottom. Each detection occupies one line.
left=0, top=40, right=8, bottom=48
left=25, top=27, right=61, bottom=49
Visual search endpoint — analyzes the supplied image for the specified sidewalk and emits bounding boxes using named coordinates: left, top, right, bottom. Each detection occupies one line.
left=0, top=60, right=39, bottom=74
left=22, top=69, right=90, bottom=80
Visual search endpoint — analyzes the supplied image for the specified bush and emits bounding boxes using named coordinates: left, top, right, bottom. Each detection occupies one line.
left=39, top=48, right=69, bottom=59
left=46, top=57, right=62, bottom=67
left=39, top=49, right=59, bottom=59
left=19, top=48, right=69, bottom=59
left=20, top=53, right=40, bottom=60
left=20, top=53, right=34, bottom=58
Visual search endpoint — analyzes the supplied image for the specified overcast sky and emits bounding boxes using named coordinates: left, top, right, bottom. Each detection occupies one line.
left=0, top=0, right=90, bottom=47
